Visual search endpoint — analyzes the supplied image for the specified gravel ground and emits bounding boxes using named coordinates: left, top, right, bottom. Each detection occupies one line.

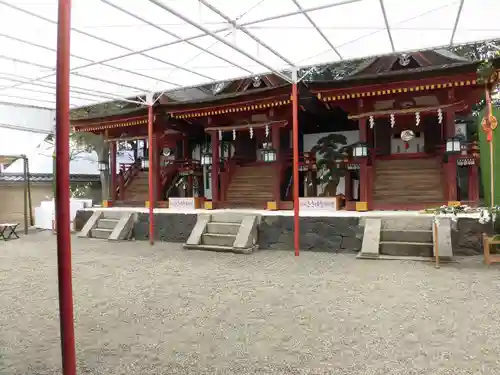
left=2, top=233, right=500, bottom=374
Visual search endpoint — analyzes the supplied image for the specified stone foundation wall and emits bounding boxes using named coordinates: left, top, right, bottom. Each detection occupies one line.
left=258, top=216, right=363, bottom=253
left=134, top=213, right=197, bottom=242
left=74, top=210, right=94, bottom=232
left=451, top=218, right=495, bottom=256
left=74, top=210, right=492, bottom=255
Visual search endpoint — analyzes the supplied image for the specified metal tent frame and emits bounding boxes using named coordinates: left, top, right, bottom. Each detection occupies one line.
left=2, top=0, right=500, bottom=374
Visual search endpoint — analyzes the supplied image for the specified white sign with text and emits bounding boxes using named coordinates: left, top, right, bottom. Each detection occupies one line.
left=169, top=198, right=196, bottom=210
left=299, top=197, right=338, bottom=211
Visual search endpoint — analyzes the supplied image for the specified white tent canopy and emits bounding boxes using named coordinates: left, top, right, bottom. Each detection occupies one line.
left=0, top=0, right=499, bottom=109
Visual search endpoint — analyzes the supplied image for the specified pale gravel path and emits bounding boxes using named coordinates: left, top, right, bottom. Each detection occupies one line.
left=1, top=233, right=500, bottom=374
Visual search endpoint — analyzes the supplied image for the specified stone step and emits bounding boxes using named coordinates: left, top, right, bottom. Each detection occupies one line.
left=201, top=233, right=236, bottom=247
left=96, top=218, right=119, bottom=230
left=225, top=201, right=268, bottom=207
left=227, top=187, right=273, bottom=192
left=228, top=185, right=274, bottom=191
left=381, top=229, right=433, bottom=243
left=90, top=228, right=112, bottom=239
left=210, top=213, right=246, bottom=223
left=373, top=186, right=443, bottom=193
left=374, top=197, right=444, bottom=203
left=382, top=217, right=432, bottom=230
left=102, top=211, right=123, bottom=220
left=206, top=222, right=240, bottom=235
left=226, top=194, right=273, bottom=200
left=184, top=243, right=253, bottom=254
left=376, top=166, right=440, bottom=173
left=380, top=241, right=434, bottom=257
left=374, top=194, right=444, bottom=201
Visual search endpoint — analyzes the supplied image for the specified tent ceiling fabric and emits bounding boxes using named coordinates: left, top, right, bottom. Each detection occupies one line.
left=0, top=0, right=498, bottom=109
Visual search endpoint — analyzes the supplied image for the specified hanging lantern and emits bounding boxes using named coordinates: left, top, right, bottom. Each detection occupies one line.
left=415, top=112, right=420, bottom=127
left=97, top=160, right=109, bottom=172
left=369, top=116, right=375, bottom=129
left=437, top=108, right=443, bottom=124
left=218, top=129, right=222, bottom=140
left=201, top=151, right=212, bottom=166
left=445, top=136, right=461, bottom=154
left=265, top=124, right=269, bottom=138
left=261, top=142, right=276, bottom=162
left=390, top=113, right=395, bottom=128
left=353, top=142, right=368, bottom=158
left=232, top=129, right=236, bottom=140
left=249, top=127, right=253, bottom=139
left=401, top=129, right=415, bottom=151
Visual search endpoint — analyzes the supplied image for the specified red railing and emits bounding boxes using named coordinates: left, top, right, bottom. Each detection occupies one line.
left=117, top=161, right=140, bottom=200
left=283, top=151, right=317, bottom=169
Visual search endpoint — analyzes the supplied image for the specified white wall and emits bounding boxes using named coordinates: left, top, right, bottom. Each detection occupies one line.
left=303, top=130, right=360, bottom=197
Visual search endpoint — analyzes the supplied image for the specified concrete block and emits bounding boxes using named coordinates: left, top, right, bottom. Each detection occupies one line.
left=207, top=222, right=240, bottom=235
left=78, top=210, right=102, bottom=238
left=360, top=218, right=381, bottom=256
left=234, top=215, right=259, bottom=251
left=434, top=218, right=453, bottom=259
left=201, top=233, right=236, bottom=247
left=102, top=210, right=123, bottom=220
left=381, top=217, right=432, bottom=231
left=109, top=213, right=135, bottom=241
left=185, top=214, right=210, bottom=246
left=380, top=241, right=433, bottom=257
left=381, top=229, right=433, bottom=243
left=96, top=218, right=119, bottom=230
left=91, top=228, right=112, bottom=239
left=210, top=213, right=245, bottom=223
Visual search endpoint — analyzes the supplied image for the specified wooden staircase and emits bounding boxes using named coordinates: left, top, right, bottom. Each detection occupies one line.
left=373, top=157, right=444, bottom=207
left=124, top=171, right=149, bottom=201
left=226, top=164, right=275, bottom=208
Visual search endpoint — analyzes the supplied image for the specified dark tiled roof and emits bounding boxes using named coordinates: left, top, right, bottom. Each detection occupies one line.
left=161, top=84, right=292, bottom=109
left=0, top=173, right=100, bottom=183
left=71, top=106, right=148, bottom=124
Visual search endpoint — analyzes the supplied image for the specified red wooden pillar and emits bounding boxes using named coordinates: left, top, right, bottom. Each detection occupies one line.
left=153, top=133, right=161, bottom=202
left=445, top=94, right=457, bottom=202
left=55, top=0, right=77, bottom=374
left=292, top=80, right=300, bottom=256
left=119, top=170, right=125, bottom=200
left=359, top=159, right=369, bottom=203
left=157, top=139, right=163, bottom=202
left=358, top=99, right=367, bottom=142
left=147, top=104, right=154, bottom=245
left=468, top=163, right=480, bottom=204
left=183, top=136, right=189, bottom=160
left=272, top=124, right=281, bottom=204
left=110, top=141, right=117, bottom=201
left=445, top=89, right=456, bottom=137
left=447, top=155, right=458, bottom=201
left=344, top=171, right=352, bottom=202
left=358, top=99, right=369, bottom=206
left=211, top=131, right=220, bottom=205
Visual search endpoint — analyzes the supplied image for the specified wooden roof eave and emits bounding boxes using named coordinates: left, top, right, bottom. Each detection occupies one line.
left=314, top=73, right=481, bottom=104
left=349, top=100, right=467, bottom=120
left=73, top=114, right=150, bottom=133
left=166, top=93, right=293, bottom=120
left=204, top=120, right=288, bottom=132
